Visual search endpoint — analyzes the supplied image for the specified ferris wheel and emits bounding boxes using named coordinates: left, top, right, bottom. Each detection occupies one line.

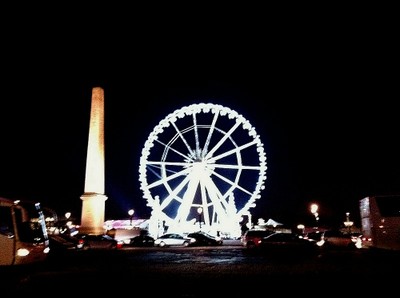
left=139, top=103, right=267, bottom=237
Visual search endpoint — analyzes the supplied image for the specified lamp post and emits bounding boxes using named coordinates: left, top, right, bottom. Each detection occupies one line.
left=344, top=212, right=353, bottom=234
left=128, top=209, right=134, bottom=226
left=310, top=203, right=319, bottom=229
left=64, top=212, right=72, bottom=232
left=197, top=207, right=203, bottom=230
left=297, top=224, right=305, bottom=236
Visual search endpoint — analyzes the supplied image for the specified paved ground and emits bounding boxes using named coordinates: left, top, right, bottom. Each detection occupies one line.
left=1, top=241, right=399, bottom=297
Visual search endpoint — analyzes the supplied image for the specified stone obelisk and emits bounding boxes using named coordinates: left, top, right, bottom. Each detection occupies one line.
left=80, top=87, right=107, bottom=235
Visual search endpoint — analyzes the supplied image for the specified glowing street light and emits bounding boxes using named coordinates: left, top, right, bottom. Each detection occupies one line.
left=64, top=212, right=73, bottom=229
left=310, top=203, right=318, bottom=215
left=344, top=212, right=353, bottom=234
left=310, top=203, right=319, bottom=229
left=128, top=209, right=135, bottom=226
left=197, top=207, right=203, bottom=230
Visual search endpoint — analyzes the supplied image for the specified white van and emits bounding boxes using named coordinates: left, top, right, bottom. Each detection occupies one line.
left=0, top=197, right=50, bottom=265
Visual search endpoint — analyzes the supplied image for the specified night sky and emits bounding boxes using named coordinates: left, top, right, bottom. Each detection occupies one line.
left=0, top=11, right=397, bottom=229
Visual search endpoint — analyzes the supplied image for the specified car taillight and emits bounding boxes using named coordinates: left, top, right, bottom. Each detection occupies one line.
left=76, top=239, right=85, bottom=249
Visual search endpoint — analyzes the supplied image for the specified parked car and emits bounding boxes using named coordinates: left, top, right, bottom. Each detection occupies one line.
left=187, top=231, right=223, bottom=246
left=76, top=234, right=123, bottom=250
left=241, top=229, right=274, bottom=249
left=259, top=232, right=320, bottom=254
left=154, top=233, right=196, bottom=247
left=361, top=234, right=373, bottom=248
left=321, top=230, right=363, bottom=249
left=48, top=233, right=81, bottom=252
left=128, top=234, right=155, bottom=247
left=303, top=231, right=325, bottom=247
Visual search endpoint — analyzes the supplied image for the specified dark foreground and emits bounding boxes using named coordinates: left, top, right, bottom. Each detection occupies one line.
left=1, top=245, right=399, bottom=296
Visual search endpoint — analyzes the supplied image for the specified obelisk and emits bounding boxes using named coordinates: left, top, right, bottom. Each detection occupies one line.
left=80, top=87, right=107, bottom=235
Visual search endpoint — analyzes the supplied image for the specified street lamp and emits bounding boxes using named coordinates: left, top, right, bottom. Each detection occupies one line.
left=128, top=209, right=134, bottom=226
left=197, top=207, right=203, bottom=230
left=344, top=212, right=353, bottom=234
left=297, top=224, right=305, bottom=236
left=310, top=203, right=319, bottom=229
left=64, top=212, right=72, bottom=229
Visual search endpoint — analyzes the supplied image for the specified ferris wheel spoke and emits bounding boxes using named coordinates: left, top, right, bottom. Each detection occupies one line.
left=147, top=160, right=193, bottom=167
left=175, top=173, right=200, bottom=223
left=208, top=139, right=259, bottom=163
left=146, top=162, right=184, bottom=179
left=212, top=163, right=263, bottom=171
left=202, top=174, right=231, bottom=210
left=202, top=175, right=230, bottom=222
left=211, top=170, right=254, bottom=197
left=201, top=112, right=219, bottom=159
left=199, top=182, right=210, bottom=226
left=160, top=175, right=192, bottom=210
left=192, top=113, right=201, bottom=156
left=155, top=138, right=192, bottom=161
left=146, top=165, right=191, bottom=189
left=204, top=120, right=241, bottom=159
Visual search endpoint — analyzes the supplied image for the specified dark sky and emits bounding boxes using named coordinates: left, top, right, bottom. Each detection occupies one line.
left=0, top=11, right=398, bottom=229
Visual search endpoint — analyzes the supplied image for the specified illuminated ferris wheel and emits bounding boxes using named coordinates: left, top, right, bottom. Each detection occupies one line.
left=139, top=103, right=267, bottom=238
